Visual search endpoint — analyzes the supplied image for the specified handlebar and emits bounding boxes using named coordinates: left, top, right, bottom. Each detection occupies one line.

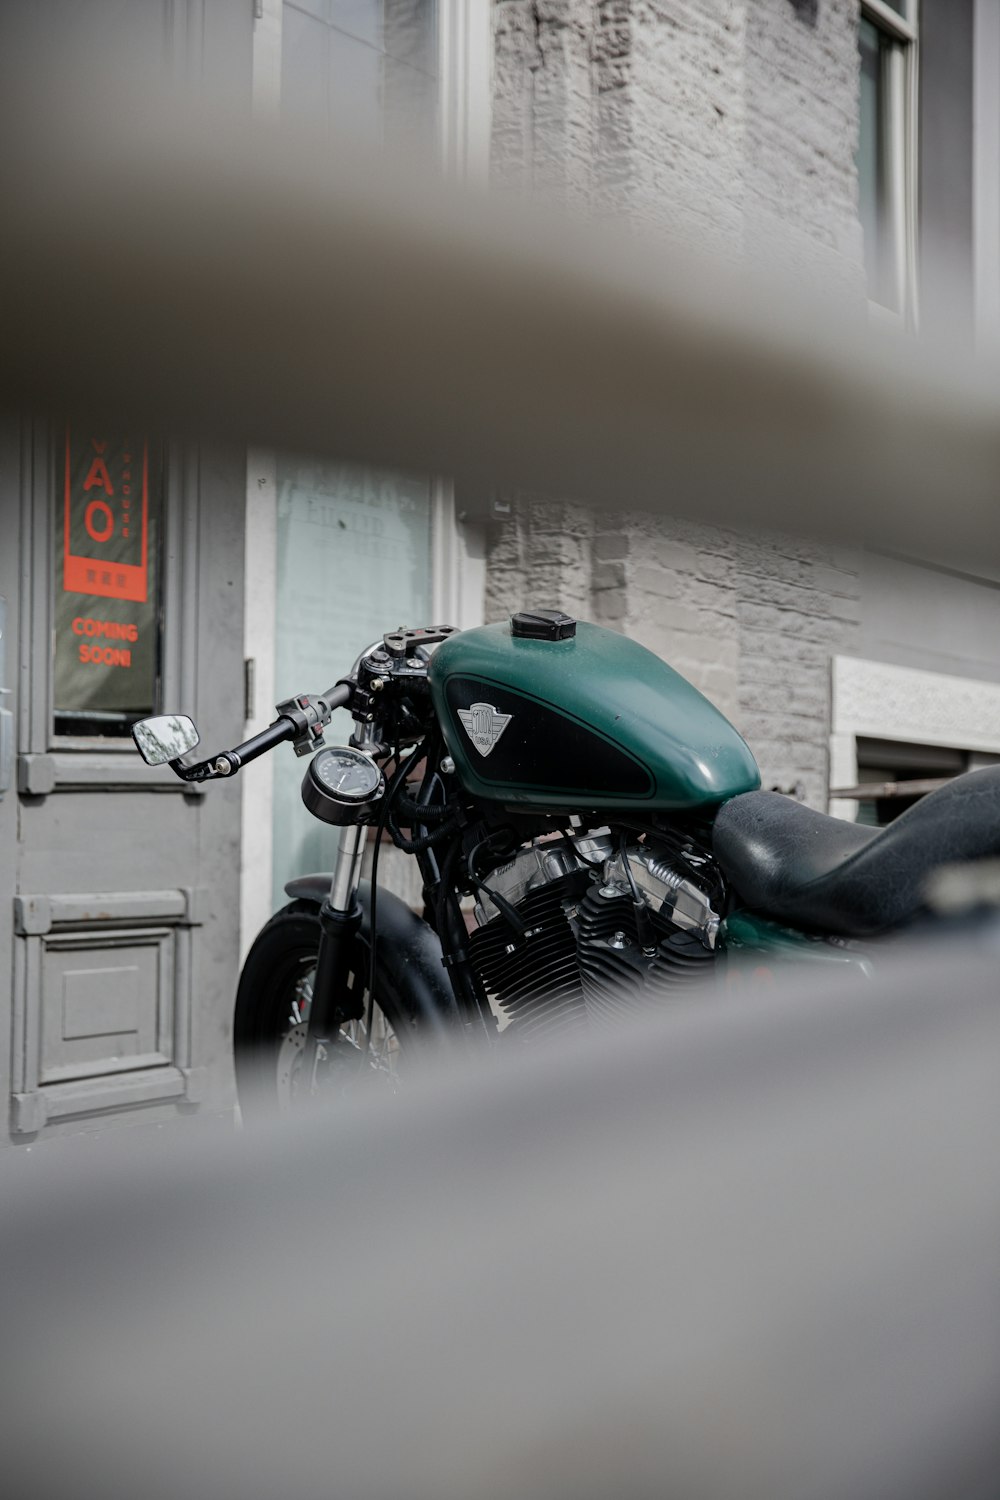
left=226, top=715, right=297, bottom=765
left=318, top=682, right=354, bottom=712
left=169, top=679, right=356, bottom=783
left=151, top=623, right=455, bottom=785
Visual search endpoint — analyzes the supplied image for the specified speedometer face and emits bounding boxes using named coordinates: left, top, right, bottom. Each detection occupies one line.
left=302, top=746, right=385, bottom=826
left=313, top=748, right=381, bottom=799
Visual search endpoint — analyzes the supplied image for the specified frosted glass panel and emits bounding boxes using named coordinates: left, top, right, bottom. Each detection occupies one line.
left=282, top=0, right=436, bottom=149
left=281, top=5, right=330, bottom=128
left=271, top=460, right=432, bottom=905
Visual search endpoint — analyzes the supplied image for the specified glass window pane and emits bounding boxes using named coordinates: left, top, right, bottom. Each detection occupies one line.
left=288, top=0, right=332, bottom=21
left=383, top=56, right=438, bottom=154
left=281, top=5, right=331, bottom=129
left=329, top=0, right=382, bottom=49
left=271, top=460, right=432, bottom=904
left=328, top=29, right=383, bottom=144
left=384, top=0, right=437, bottom=76
left=53, top=427, right=162, bottom=737
left=282, top=0, right=437, bottom=149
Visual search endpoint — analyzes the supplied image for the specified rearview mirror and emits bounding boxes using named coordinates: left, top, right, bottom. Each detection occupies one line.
left=132, top=714, right=200, bottom=767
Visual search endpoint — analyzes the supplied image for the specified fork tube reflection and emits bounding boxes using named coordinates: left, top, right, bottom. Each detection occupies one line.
left=329, top=824, right=365, bottom=911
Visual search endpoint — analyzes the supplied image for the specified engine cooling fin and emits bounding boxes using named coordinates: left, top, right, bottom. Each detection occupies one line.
left=648, top=930, right=718, bottom=987
left=575, top=886, right=716, bottom=1028
left=575, top=890, right=649, bottom=1024
left=467, top=875, right=588, bottom=1039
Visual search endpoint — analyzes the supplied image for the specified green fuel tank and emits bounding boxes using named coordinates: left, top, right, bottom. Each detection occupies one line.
left=428, top=613, right=760, bottom=812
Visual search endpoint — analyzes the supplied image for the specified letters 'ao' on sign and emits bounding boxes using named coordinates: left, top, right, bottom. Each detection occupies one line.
left=63, top=430, right=151, bottom=603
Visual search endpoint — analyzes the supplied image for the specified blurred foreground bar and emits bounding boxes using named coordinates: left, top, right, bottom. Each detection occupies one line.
left=0, top=941, right=997, bottom=1499
left=2, top=87, right=1000, bottom=568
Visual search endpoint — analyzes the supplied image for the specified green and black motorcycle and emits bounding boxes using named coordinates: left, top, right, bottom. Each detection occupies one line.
left=132, top=609, right=1000, bottom=1109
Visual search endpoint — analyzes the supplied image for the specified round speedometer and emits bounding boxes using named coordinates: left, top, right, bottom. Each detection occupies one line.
left=302, top=747, right=385, bottom=825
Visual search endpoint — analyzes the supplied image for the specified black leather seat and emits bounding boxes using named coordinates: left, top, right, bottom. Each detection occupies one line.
left=712, top=766, right=1000, bottom=938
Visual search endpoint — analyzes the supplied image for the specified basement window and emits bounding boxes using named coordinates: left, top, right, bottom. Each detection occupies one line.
left=831, top=736, right=1000, bottom=827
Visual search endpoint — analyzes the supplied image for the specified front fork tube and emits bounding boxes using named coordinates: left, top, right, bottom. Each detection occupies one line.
left=421, top=842, right=496, bottom=1039
left=305, top=824, right=366, bottom=1051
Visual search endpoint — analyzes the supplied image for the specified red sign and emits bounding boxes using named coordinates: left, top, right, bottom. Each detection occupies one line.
left=63, top=429, right=150, bottom=603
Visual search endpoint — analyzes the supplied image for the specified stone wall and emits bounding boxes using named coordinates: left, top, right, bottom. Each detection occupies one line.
left=487, top=0, right=866, bottom=806
left=744, top=0, right=865, bottom=290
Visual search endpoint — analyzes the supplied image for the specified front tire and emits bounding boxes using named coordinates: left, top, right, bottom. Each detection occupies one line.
left=234, top=899, right=420, bottom=1116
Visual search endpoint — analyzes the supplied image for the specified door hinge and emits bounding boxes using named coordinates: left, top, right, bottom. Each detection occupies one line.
left=253, top=0, right=264, bottom=19
left=0, top=707, right=12, bottom=799
left=244, top=656, right=256, bottom=723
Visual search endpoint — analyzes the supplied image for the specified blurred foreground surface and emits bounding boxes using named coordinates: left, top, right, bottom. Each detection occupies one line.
left=0, top=938, right=997, bottom=1500
left=3, top=67, right=1000, bottom=570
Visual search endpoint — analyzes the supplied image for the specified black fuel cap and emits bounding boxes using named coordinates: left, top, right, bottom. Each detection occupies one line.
left=510, top=609, right=577, bottom=641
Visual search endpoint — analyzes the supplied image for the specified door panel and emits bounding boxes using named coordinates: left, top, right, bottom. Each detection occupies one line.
left=38, top=927, right=173, bottom=1084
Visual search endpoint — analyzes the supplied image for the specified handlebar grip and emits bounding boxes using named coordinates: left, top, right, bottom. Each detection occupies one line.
left=221, top=682, right=352, bottom=774
left=231, top=717, right=296, bottom=765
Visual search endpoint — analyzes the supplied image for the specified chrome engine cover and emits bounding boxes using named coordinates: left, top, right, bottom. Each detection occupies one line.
left=571, top=830, right=721, bottom=950
left=472, top=843, right=581, bottom=927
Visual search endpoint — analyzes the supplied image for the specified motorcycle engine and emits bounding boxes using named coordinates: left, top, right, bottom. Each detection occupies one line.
left=467, top=830, right=721, bottom=1038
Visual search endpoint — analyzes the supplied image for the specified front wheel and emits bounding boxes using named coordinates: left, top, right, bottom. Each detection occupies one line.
left=233, top=900, right=423, bottom=1116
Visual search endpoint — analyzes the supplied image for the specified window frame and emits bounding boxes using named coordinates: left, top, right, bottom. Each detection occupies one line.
left=16, top=421, right=202, bottom=795
left=859, top=0, right=919, bottom=329
left=50, top=427, right=167, bottom=748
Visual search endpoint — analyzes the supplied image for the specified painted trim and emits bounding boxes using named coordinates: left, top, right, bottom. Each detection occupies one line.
left=239, top=449, right=278, bottom=962
left=19, top=424, right=50, bottom=756
left=17, top=751, right=206, bottom=796
left=12, top=1069, right=189, bottom=1135
left=974, top=0, right=1000, bottom=342
left=251, top=0, right=282, bottom=119
left=439, top=0, right=493, bottom=184
left=863, top=0, right=917, bottom=45
left=431, top=479, right=487, bottom=631
left=13, top=889, right=199, bottom=936
left=861, top=0, right=919, bottom=329
left=832, top=655, right=1000, bottom=750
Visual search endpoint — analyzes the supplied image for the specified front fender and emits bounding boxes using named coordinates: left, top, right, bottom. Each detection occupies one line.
left=284, top=874, right=458, bottom=1030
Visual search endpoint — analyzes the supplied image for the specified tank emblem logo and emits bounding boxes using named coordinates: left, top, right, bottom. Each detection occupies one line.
left=458, top=702, right=512, bottom=758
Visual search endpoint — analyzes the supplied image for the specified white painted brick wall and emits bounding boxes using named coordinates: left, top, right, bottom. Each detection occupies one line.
left=488, top=0, right=865, bottom=805
left=744, top=0, right=866, bottom=296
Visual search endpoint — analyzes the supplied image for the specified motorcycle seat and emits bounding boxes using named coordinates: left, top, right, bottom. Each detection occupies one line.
left=712, top=766, right=1000, bottom=938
